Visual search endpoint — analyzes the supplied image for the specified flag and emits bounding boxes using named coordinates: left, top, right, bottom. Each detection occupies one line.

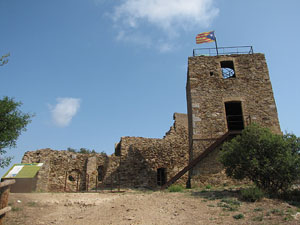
left=196, top=31, right=216, bottom=44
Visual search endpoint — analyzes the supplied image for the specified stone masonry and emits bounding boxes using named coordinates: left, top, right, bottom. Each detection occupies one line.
left=186, top=53, right=281, bottom=186
left=22, top=113, right=189, bottom=192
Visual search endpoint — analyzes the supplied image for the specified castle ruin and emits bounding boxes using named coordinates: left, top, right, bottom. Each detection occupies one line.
left=21, top=113, right=189, bottom=192
left=19, top=47, right=281, bottom=192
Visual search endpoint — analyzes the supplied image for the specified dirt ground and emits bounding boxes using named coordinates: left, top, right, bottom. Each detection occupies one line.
left=5, top=189, right=300, bottom=225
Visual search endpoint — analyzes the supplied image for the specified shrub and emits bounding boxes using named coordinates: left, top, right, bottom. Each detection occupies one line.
left=168, top=185, right=184, bottom=192
left=233, top=214, right=244, bottom=219
left=219, top=124, right=300, bottom=194
left=241, top=187, right=264, bottom=202
left=205, top=184, right=212, bottom=189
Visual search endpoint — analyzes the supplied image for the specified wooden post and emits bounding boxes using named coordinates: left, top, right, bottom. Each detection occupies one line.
left=86, top=174, right=89, bottom=192
left=96, top=176, right=98, bottom=192
left=118, top=173, right=120, bottom=192
left=0, top=180, right=15, bottom=225
left=64, top=171, right=67, bottom=192
left=110, top=175, right=113, bottom=192
left=76, top=174, right=79, bottom=192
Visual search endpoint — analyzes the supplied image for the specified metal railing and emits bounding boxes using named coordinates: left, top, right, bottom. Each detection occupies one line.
left=193, top=46, right=253, bottom=57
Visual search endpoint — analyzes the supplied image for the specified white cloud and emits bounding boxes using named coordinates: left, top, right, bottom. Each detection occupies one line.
left=113, top=0, right=218, bottom=32
left=111, top=0, right=219, bottom=50
left=51, top=98, right=81, bottom=127
left=116, top=30, right=152, bottom=47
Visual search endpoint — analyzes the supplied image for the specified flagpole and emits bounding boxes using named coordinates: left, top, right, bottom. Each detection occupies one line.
left=214, top=34, right=219, bottom=56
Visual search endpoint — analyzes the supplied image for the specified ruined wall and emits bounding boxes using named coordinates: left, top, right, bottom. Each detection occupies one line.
left=22, top=149, right=108, bottom=192
left=113, top=113, right=189, bottom=188
left=186, top=53, right=281, bottom=186
left=21, top=113, right=189, bottom=191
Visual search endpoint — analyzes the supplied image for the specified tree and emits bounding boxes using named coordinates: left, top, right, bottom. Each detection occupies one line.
left=219, top=124, right=300, bottom=194
left=0, top=53, right=10, bottom=66
left=79, top=148, right=96, bottom=154
left=67, top=147, right=97, bottom=154
left=0, top=96, right=32, bottom=168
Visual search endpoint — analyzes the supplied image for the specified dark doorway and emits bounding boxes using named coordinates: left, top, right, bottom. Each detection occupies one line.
left=225, top=102, right=244, bottom=131
left=97, top=166, right=104, bottom=181
left=157, top=168, right=167, bottom=186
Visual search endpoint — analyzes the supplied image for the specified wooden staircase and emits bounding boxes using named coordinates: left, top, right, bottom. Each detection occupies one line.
left=160, top=130, right=241, bottom=190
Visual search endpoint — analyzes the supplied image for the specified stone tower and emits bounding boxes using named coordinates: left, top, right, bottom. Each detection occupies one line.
left=186, top=52, right=281, bottom=186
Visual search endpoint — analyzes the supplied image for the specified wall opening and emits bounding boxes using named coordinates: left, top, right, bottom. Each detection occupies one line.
left=97, top=166, right=104, bottom=181
left=115, top=143, right=121, bottom=156
left=225, top=101, right=244, bottom=131
left=157, top=168, right=167, bottom=186
left=221, top=61, right=235, bottom=79
left=68, top=175, right=75, bottom=181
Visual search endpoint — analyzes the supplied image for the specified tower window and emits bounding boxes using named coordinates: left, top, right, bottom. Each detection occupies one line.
left=221, top=61, right=235, bottom=79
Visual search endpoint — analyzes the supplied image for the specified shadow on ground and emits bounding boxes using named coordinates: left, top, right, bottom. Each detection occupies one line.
left=190, top=189, right=239, bottom=200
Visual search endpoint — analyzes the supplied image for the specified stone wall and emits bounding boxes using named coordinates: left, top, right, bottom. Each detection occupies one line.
left=115, top=113, right=189, bottom=188
left=21, top=113, right=189, bottom=191
left=22, top=149, right=108, bottom=192
left=186, top=53, right=281, bottom=186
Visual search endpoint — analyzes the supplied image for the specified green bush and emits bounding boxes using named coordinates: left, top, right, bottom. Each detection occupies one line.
left=241, top=187, right=264, bottom=202
left=168, top=185, right=184, bottom=192
left=219, top=124, right=300, bottom=194
left=205, top=184, right=212, bottom=189
left=233, top=214, right=244, bottom=220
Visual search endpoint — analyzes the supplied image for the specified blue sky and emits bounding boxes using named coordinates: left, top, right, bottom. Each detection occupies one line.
left=1, top=0, right=300, bottom=175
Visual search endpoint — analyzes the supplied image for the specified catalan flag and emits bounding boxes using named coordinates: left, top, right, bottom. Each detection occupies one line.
left=196, top=31, right=216, bottom=44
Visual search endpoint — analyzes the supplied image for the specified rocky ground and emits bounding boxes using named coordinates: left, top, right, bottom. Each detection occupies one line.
left=5, top=188, right=300, bottom=225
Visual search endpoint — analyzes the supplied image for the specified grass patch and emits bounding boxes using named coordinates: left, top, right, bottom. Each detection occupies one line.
left=253, top=207, right=264, bottom=212
left=27, top=201, right=38, bottom=207
left=252, top=214, right=264, bottom=222
left=240, top=187, right=264, bottom=202
left=270, top=208, right=284, bottom=216
left=217, top=198, right=241, bottom=211
left=285, top=208, right=295, bottom=215
left=168, top=185, right=184, bottom=192
left=284, top=214, right=293, bottom=221
left=205, top=184, right=212, bottom=190
left=11, top=206, right=22, bottom=212
left=233, top=213, right=244, bottom=220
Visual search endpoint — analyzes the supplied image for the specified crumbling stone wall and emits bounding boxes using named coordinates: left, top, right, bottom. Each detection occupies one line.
left=186, top=53, right=281, bottom=186
left=113, top=113, right=189, bottom=188
left=22, top=149, right=108, bottom=192
left=21, top=113, right=189, bottom=191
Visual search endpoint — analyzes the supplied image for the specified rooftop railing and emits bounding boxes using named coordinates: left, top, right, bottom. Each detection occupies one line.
left=193, top=46, right=253, bottom=57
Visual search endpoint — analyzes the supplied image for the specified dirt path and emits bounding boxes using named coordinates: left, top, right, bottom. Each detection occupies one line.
left=5, top=190, right=300, bottom=225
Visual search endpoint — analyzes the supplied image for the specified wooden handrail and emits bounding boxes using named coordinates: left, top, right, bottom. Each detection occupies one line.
left=161, top=130, right=241, bottom=190
left=0, top=207, right=11, bottom=216
left=0, top=179, right=15, bottom=188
